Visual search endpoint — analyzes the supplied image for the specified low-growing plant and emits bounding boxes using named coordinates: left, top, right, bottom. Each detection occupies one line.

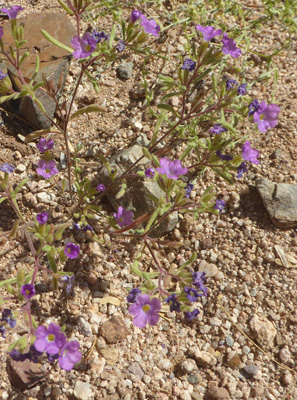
left=0, top=1, right=280, bottom=371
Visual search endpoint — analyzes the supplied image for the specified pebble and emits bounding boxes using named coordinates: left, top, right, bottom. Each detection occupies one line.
left=128, top=362, right=144, bottom=379
left=73, top=381, right=91, bottom=400
left=209, top=317, right=222, bottom=326
left=227, top=351, right=242, bottom=368
left=207, top=385, right=230, bottom=400
left=179, top=359, right=198, bottom=374
left=243, top=364, right=260, bottom=378
left=190, top=349, right=217, bottom=367
left=282, top=371, right=294, bottom=386
left=225, top=336, right=234, bottom=347
left=279, top=346, right=292, bottom=364
left=15, top=163, right=26, bottom=172
left=36, top=192, right=57, bottom=203
left=198, top=260, right=218, bottom=277
left=77, top=317, right=92, bottom=337
left=249, top=315, right=277, bottom=348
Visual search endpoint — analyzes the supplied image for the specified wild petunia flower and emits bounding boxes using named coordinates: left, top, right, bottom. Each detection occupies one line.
left=145, top=168, right=155, bottom=178
left=181, top=58, right=196, bottom=71
left=221, top=33, right=241, bottom=58
left=192, top=271, right=207, bottom=290
left=253, top=101, right=280, bottom=133
left=1, top=6, right=24, bottom=19
left=156, top=158, right=188, bottom=180
left=214, top=199, right=226, bottom=214
left=248, top=99, right=260, bottom=116
left=9, top=345, right=43, bottom=363
left=196, top=25, right=222, bottom=42
left=216, top=150, right=233, bottom=161
left=36, top=138, right=54, bottom=153
left=0, top=70, right=8, bottom=80
left=36, top=159, right=58, bottom=179
left=2, top=309, right=16, bottom=328
left=185, top=308, right=200, bottom=320
left=165, top=294, right=181, bottom=312
left=64, top=243, right=80, bottom=259
left=114, top=206, right=133, bottom=227
left=237, top=83, right=247, bottom=96
left=59, top=340, right=82, bottom=370
left=34, top=323, right=66, bottom=355
left=127, top=288, right=141, bottom=303
left=21, top=284, right=36, bottom=300
left=225, top=78, right=238, bottom=90
left=185, top=183, right=194, bottom=198
left=237, top=162, right=248, bottom=178
left=209, top=124, right=227, bottom=135
left=129, top=294, right=161, bottom=328
left=131, top=10, right=142, bottom=23
left=82, top=224, right=93, bottom=232
left=184, top=287, right=203, bottom=302
left=92, top=30, right=109, bottom=44
left=36, top=211, right=48, bottom=225
left=242, top=141, right=260, bottom=164
left=71, top=32, right=97, bottom=59
left=140, top=15, right=160, bottom=37
left=96, top=184, right=106, bottom=191
left=116, top=40, right=125, bottom=52
left=60, top=275, right=75, bottom=294
left=0, top=163, right=14, bottom=173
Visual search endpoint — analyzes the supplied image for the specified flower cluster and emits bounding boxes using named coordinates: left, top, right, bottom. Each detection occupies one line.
left=34, top=323, right=81, bottom=370
left=0, top=309, right=16, bottom=337
left=36, top=138, right=58, bottom=179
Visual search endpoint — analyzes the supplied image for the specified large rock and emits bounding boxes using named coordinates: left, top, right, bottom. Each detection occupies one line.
left=96, top=142, right=178, bottom=237
left=249, top=314, right=277, bottom=349
left=6, top=356, right=45, bottom=390
left=1, top=13, right=75, bottom=129
left=256, top=178, right=297, bottom=228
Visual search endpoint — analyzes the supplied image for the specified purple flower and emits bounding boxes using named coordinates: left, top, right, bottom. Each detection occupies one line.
left=165, top=294, right=181, bottom=312
left=9, top=345, right=43, bottom=363
left=225, top=78, right=238, bottom=90
left=237, top=162, right=248, bottom=178
left=129, top=294, right=161, bottom=328
left=116, top=40, right=125, bottom=52
left=36, top=159, right=58, bottom=179
left=185, top=183, right=194, bottom=198
left=47, top=353, right=59, bottom=363
left=0, top=325, right=6, bottom=337
left=156, top=158, right=188, bottom=180
left=0, top=27, right=3, bottom=39
left=36, top=138, right=54, bottom=153
left=59, top=340, right=82, bottom=370
left=64, top=243, right=80, bottom=259
left=216, top=150, right=233, bottom=161
left=2, top=309, right=16, bottom=328
left=1, top=6, right=24, bottom=19
left=92, top=30, right=109, bottom=44
left=192, top=272, right=208, bottom=297
left=237, top=83, right=247, bottom=96
left=114, top=206, right=133, bottom=227
left=209, top=124, right=227, bottom=135
left=21, top=284, right=36, bottom=300
left=140, top=15, right=160, bottom=37
left=248, top=99, right=260, bottom=116
left=71, top=32, right=97, bottom=59
left=196, top=25, right=222, bottom=41
left=0, top=163, right=14, bottom=173
left=242, top=141, right=260, bottom=164
left=181, top=58, right=196, bottom=71
left=145, top=168, right=155, bottom=178
left=96, top=184, right=106, bottom=191
left=60, top=275, right=75, bottom=294
left=253, top=101, right=280, bottom=133
left=185, top=309, right=200, bottom=320
left=221, top=33, right=241, bottom=58
left=0, top=70, right=8, bottom=80
left=184, top=287, right=203, bottom=302
left=214, top=199, right=226, bottom=214
left=34, top=323, right=66, bottom=355
left=73, top=222, right=80, bottom=230
left=131, top=10, right=142, bottom=23
left=82, top=224, right=93, bottom=232
left=127, top=288, right=141, bottom=303
left=36, top=211, right=48, bottom=225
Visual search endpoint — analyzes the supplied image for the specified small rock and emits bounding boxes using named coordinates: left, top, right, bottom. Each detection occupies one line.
left=209, top=317, right=222, bottom=327
left=242, top=364, right=260, bottom=378
left=36, top=192, right=57, bottom=204
left=77, top=317, right=92, bottom=337
left=6, top=356, right=45, bottom=390
left=187, top=374, right=199, bottom=385
left=189, top=349, right=217, bottom=367
left=207, top=385, right=230, bottom=400
left=15, top=164, right=26, bottom=173
left=100, top=316, right=129, bottom=344
left=198, top=261, right=218, bottom=277
left=117, top=61, right=133, bottom=80
left=226, top=351, right=242, bottom=369
left=281, top=371, right=294, bottom=386
left=179, top=358, right=198, bottom=374
left=128, top=362, right=144, bottom=379
left=74, top=381, right=91, bottom=400
left=279, top=346, right=292, bottom=365
left=99, top=347, right=119, bottom=365
left=249, top=315, right=277, bottom=349
left=225, top=336, right=234, bottom=347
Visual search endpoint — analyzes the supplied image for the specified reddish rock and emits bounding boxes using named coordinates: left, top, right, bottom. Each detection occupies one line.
left=6, top=356, right=45, bottom=390
left=100, top=316, right=129, bottom=344
left=207, top=386, right=230, bottom=400
left=1, top=13, right=75, bottom=129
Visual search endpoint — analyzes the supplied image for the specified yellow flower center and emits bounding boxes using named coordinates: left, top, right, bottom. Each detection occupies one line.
left=25, top=289, right=30, bottom=295
left=48, top=334, right=55, bottom=342
left=142, top=304, right=150, bottom=313
left=86, top=44, right=91, bottom=52
left=45, top=168, right=50, bottom=174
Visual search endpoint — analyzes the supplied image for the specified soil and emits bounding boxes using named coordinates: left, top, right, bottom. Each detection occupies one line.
left=0, top=1, right=296, bottom=400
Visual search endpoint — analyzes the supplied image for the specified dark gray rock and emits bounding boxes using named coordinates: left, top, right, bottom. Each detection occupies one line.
left=97, top=142, right=178, bottom=237
left=1, top=13, right=75, bottom=129
left=256, top=178, right=297, bottom=227
left=242, top=364, right=260, bottom=378
left=117, top=61, right=133, bottom=80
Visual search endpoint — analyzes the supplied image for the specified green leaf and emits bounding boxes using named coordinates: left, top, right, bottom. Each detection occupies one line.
left=41, top=29, right=73, bottom=53
left=115, top=181, right=127, bottom=199
left=0, top=94, right=16, bottom=104
left=13, top=178, right=29, bottom=195
left=47, top=253, right=57, bottom=273
left=70, top=104, right=107, bottom=120
left=212, top=167, right=234, bottom=185
left=56, top=0, right=75, bottom=15
left=108, top=24, right=117, bottom=47
left=24, top=128, right=53, bottom=143
left=7, top=335, right=28, bottom=352
left=42, top=244, right=52, bottom=253
left=8, top=220, right=19, bottom=239
left=157, top=103, right=179, bottom=117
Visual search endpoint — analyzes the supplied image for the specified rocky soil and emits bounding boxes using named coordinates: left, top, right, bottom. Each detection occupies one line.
left=0, top=1, right=296, bottom=400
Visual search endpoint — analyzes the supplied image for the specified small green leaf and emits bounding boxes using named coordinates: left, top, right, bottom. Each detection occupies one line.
left=13, top=178, right=29, bottom=195
left=41, top=29, right=73, bottom=53
left=157, top=103, right=179, bottom=118
left=70, top=104, right=107, bottom=120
